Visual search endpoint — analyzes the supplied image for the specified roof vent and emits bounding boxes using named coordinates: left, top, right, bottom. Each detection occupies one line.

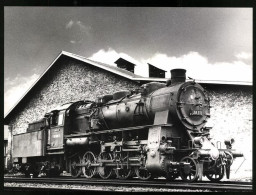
left=114, top=58, right=136, bottom=73
left=148, top=63, right=166, bottom=78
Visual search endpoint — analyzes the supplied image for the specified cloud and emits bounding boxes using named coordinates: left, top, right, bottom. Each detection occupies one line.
left=89, top=49, right=252, bottom=82
left=4, top=74, right=39, bottom=115
left=235, top=52, right=252, bottom=60
left=89, top=48, right=119, bottom=65
left=65, top=20, right=92, bottom=44
left=88, top=48, right=149, bottom=77
left=65, top=20, right=74, bottom=29
left=143, top=52, right=252, bottom=82
left=77, top=21, right=91, bottom=35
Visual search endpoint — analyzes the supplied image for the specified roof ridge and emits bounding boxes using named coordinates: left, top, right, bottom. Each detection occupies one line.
left=86, top=58, right=144, bottom=78
left=61, top=51, right=143, bottom=78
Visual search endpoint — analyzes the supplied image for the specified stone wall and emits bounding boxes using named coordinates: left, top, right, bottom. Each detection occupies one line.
left=208, top=87, right=252, bottom=144
left=207, top=87, right=252, bottom=179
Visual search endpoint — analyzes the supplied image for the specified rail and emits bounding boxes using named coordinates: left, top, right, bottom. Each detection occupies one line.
left=4, top=176, right=252, bottom=192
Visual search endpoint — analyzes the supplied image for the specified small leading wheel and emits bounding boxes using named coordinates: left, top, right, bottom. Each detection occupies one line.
left=206, top=165, right=225, bottom=182
left=114, top=152, right=133, bottom=180
left=135, top=167, right=152, bottom=180
left=71, top=155, right=82, bottom=178
left=81, top=151, right=97, bottom=178
left=180, top=156, right=199, bottom=182
left=98, top=152, right=114, bottom=179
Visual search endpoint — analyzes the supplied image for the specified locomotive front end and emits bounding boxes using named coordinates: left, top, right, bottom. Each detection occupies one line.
left=149, top=69, right=244, bottom=182
left=171, top=70, right=243, bottom=181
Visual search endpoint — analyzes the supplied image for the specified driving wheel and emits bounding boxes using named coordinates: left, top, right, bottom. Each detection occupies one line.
left=98, top=152, right=114, bottom=179
left=71, top=155, right=81, bottom=178
left=81, top=151, right=97, bottom=178
left=114, top=152, right=133, bottom=180
left=180, top=156, right=199, bottom=182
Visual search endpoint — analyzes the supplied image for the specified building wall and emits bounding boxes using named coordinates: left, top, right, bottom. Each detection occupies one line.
left=206, top=86, right=252, bottom=178
left=208, top=87, right=252, bottom=144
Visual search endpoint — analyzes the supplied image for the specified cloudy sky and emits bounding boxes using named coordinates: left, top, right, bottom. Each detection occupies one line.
left=4, top=7, right=252, bottom=114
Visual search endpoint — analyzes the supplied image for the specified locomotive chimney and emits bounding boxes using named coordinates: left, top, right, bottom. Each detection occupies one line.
left=167, top=69, right=186, bottom=86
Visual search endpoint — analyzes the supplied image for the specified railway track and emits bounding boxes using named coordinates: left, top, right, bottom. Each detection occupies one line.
left=4, top=176, right=252, bottom=192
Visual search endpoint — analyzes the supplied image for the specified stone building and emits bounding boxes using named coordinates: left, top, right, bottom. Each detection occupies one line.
left=4, top=51, right=252, bottom=178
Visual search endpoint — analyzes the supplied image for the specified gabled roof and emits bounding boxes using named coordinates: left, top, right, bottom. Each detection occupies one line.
left=86, top=59, right=142, bottom=78
left=192, top=79, right=253, bottom=86
left=4, top=51, right=144, bottom=123
left=64, top=51, right=142, bottom=79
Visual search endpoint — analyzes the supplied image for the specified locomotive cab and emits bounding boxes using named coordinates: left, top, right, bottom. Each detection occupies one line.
left=46, top=110, right=65, bottom=150
left=44, top=102, right=74, bottom=153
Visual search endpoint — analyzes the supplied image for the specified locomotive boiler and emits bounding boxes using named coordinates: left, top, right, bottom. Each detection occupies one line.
left=12, top=69, right=243, bottom=182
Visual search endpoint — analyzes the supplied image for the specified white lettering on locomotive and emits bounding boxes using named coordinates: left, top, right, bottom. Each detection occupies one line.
left=189, top=110, right=203, bottom=116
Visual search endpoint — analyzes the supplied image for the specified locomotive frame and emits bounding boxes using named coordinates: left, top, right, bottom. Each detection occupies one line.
left=12, top=69, right=243, bottom=182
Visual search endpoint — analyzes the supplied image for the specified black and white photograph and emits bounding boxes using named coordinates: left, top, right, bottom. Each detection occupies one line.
left=3, top=2, right=252, bottom=192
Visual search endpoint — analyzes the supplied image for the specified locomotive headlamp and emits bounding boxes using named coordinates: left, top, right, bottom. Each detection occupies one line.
left=210, top=147, right=219, bottom=160
left=199, top=148, right=219, bottom=160
left=198, top=136, right=220, bottom=160
left=224, top=138, right=235, bottom=149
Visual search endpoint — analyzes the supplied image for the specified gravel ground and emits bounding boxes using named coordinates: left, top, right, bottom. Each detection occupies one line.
left=4, top=182, right=211, bottom=192
left=4, top=173, right=251, bottom=192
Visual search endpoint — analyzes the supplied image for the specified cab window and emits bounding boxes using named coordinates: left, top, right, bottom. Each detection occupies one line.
left=50, top=112, right=65, bottom=126
left=58, top=113, right=64, bottom=126
left=51, top=113, right=58, bottom=126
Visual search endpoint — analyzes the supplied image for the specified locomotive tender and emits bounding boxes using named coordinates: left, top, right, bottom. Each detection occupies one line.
left=12, top=69, right=243, bottom=182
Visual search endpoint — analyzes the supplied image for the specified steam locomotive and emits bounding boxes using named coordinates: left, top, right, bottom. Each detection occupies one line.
left=12, top=69, right=243, bottom=182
